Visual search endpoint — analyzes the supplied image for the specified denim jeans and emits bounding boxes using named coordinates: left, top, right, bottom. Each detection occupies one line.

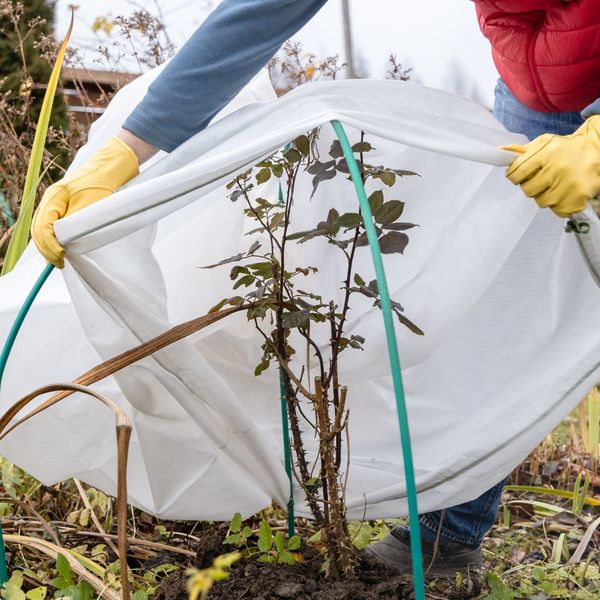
left=416, top=79, right=584, bottom=547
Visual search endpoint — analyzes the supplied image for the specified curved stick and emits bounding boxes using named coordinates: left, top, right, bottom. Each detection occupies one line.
left=0, top=383, right=131, bottom=600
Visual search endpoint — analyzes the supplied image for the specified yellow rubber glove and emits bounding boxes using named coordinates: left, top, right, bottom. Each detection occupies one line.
left=503, top=115, right=600, bottom=217
left=31, top=136, right=139, bottom=268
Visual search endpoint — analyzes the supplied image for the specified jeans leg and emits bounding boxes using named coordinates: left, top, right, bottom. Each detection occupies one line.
left=492, top=78, right=583, bottom=139
left=418, top=479, right=506, bottom=546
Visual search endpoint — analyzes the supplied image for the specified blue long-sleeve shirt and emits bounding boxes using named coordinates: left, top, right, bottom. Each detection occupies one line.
left=123, top=0, right=327, bottom=152
left=123, top=0, right=599, bottom=152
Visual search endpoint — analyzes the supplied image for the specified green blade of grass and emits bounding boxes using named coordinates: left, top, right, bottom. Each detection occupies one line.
left=588, top=387, right=599, bottom=458
left=504, top=485, right=600, bottom=507
left=551, top=532, right=568, bottom=564
left=1, top=12, right=74, bottom=276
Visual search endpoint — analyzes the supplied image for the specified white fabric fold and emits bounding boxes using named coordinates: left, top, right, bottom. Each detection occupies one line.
left=0, top=69, right=597, bottom=520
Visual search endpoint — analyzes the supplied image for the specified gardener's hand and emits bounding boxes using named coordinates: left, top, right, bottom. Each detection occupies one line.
left=503, top=115, right=600, bottom=217
left=31, top=136, right=140, bottom=268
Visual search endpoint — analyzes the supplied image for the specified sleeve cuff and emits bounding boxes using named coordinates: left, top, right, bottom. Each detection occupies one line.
left=122, top=114, right=179, bottom=153
left=582, top=98, right=600, bottom=120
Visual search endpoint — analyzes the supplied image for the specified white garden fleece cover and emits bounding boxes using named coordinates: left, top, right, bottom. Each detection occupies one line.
left=1, top=68, right=599, bottom=521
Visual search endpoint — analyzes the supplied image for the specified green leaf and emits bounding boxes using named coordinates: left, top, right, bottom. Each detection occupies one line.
left=347, top=522, right=373, bottom=550
left=351, top=142, right=373, bottom=153
left=241, top=526, right=253, bottom=538
left=307, top=160, right=335, bottom=175
left=394, top=311, right=425, bottom=336
left=247, top=240, right=261, bottom=255
left=337, top=213, right=362, bottom=229
left=3, top=571, right=26, bottom=600
left=259, top=554, right=275, bottom=563
left=56, top=554, right=74, bottom=587
left=391, top=169, right=419, bottom=178
left=368, top=190, right=384, bottom=213
left=230, top=512, right=242, bottom=533
left=329, top=140, right=343, bottom=158
left=25, top=588, right=47, bottom=600
left=230, top=265, right=249, bottom=280
left=288, top=535, right=301, bottom=551
left=254, top=358, right=270, bottom=376
left=255, top=167, right=271, bottom=184
left=335, top=158, right=350, bottom=174
left=374, top=201, right=404, bottom=225
left=307, top=530, right=321, bottom=544
left=378, top=231, right=409, bottom=254
left=353, top=273, right=366, bottom=286
left=486, top=573, right=515, bottom=600
left=78, top=581, right=94, bottom=600
left=274, top=532, right=285, bottom=554
left=381, top=222, right=418, bottom=231
left=232, top=274, right=255, bottom=289
left=224, top=533, right=241, bottom=545
left=294, top=135, right=310, bottom=156
left=285, top=228, right=322, bottom=242
left=283, top=148, right=301, bottom=163
left=202, top=253, right=244, bottom=269
left=280, top=550, right=296, bottom=565
left=270, top=212, right=285, bottom=230
left=373, top=171, right=396, bottom=187
left=258, top=519, right=273, bottom=553
left=326, top=208, right=340, bottom=229
left=1, top=15, right=74, bottom=275
left=311, top=169, right=337, bottom=197
left=282, top=309, right=310, bottom=329
left=247, top=262, right=272, bottom=276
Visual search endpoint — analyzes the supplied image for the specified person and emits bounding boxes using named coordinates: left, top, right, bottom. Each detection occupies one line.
left=30, top=0, right=600, bottom=576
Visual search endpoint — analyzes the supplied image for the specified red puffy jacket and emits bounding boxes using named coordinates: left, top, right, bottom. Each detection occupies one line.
left=475, top=0, right=600, bottom=112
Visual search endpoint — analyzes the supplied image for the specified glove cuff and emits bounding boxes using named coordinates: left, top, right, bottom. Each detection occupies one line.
left=586, top=114, right=600, bottom=130
left=103, top=136, right=140, bottom=188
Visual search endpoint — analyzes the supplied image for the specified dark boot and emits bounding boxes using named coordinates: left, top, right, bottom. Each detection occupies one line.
left=362, top=526, right=482, bottom=578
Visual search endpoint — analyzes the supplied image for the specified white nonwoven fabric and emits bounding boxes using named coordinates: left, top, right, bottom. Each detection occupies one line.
left=0, top=69, right=598, bottom=521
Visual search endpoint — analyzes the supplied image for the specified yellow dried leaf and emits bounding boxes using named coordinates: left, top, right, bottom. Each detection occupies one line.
left=79, top=508, right=90, bottom=527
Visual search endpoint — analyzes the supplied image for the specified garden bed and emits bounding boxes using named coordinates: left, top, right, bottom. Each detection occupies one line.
left=154, top=523, right=415, bottom=600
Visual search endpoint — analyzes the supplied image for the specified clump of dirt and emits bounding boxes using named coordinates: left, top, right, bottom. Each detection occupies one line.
left=154, top=524, right=413, bottom=600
